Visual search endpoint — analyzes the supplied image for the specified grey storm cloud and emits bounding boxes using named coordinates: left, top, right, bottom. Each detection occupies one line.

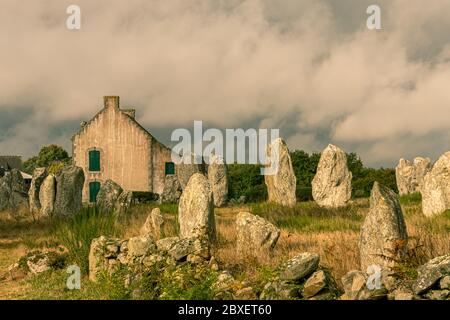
left=0, top=0, right=450, bottom=167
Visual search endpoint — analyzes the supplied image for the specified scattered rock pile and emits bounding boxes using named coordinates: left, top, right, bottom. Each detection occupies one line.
left=261, top=252, right=339, bottom=300
left=341, top=254, right=450, bottom=300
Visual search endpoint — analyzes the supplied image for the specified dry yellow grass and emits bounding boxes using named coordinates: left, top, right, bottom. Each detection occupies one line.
left=0, top=194, right=449, bottom=298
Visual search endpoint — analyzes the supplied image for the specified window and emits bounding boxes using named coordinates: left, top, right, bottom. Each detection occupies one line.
left=89, top=181, right=101, bottom=203
left=89, top=150, right=101, bottom=172
left=165, top=162, right=175, bottom=175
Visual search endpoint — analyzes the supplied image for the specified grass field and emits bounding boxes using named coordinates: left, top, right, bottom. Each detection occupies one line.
left=0, top=193, right=449, bottom=299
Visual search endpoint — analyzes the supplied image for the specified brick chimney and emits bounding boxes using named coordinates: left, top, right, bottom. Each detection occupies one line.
left=104, top=96, right=119, bottom=109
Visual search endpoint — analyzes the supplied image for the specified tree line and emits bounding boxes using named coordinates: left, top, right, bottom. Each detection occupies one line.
left=23, top=145, right=397, bottom=202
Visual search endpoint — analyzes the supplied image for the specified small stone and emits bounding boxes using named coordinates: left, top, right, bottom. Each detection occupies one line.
left=440, top=276, right=450, bottom=290
left=424, top=290, right=450, bottom=300
left=234, top=287, right=257, bottom=300
left=414, top=254, right=450, bottom=294
left=302, top=270, right=327, bottom=298
left=279, top=252, right=320, bottom=282
left=156, top=237, right=180, bottom=252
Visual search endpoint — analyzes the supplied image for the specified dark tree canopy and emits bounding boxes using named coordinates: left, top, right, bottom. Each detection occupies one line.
left=23, top=145, right=70, bottom=174
left=227, top=149, right=397, bottom=202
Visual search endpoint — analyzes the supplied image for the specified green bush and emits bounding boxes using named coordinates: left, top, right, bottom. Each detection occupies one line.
left=227, top=164, right=267, bottom=202
left=50, top=206, right=121, bottom=274
left=23, top=144, right=70, bottom=174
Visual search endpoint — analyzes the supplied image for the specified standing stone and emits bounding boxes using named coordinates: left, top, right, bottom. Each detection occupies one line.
left=39, top=174, right=56, bottom=217
left=421, top=152, right=450, bottom=217
left=264, top=138, right=297, bottom=207
left=29, top=168, right=48, bottom=217
left=140, top=208, right=164, bottom=239
left=207, top=154, right=229, bottom=207
left=236, top=212, right=280, bottom=255
left=115, top=190, right=133, bottom=215
left=176, top=153, right=205, bottom=190
left=96, top=179, right=123, bottom=212
left=53, top=165, right=85, bottom=217
left=413, top=157, right=432, bottom=192
left=0, top=169, right=28, bottom=211
left=396, top=159, right=415, bottom=196
left=178, top=173, right=216, bottom=242
left=312, top=144, right=352, bottom=208
left=359, top=182, right=408, bottom=271
left=396, top=157, right=431, bottom=195
left=160, top=174, right=182, bottom=204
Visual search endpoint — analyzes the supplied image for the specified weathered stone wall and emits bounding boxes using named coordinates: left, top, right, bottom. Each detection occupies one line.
left=73, top=96, right=170, bottom=202
left=150, top=140, right=173, bottom=195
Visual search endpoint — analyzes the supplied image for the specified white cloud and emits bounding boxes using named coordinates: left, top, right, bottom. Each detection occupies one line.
left=0, top=0, right=449, bottom=167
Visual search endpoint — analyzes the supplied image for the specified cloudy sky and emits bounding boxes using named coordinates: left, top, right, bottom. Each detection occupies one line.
left=1, top=0, right=450, bottom=167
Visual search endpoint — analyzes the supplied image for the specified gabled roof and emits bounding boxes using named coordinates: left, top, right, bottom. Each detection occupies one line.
left=71, top=98, right=171, bottom=151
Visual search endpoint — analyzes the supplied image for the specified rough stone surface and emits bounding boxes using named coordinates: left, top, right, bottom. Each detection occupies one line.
left=312, top=144, right=352, bottom=208
left=236, top=212, right=280, bottom=255
left=260, top=280, right=299, bottom=300
left=127, top=236, right=156, bottom=260
left=156, top=237, right=180, bottom=252
left=279, top=252, right=320, bottom=282
left=39, top=174, right=56, bottom=217
left=160, top=174, right=182, bottom=204
left=0, top=169, right=28, bottom=211
left=264, top=138, right=297, bottom=207
left=440, top=276, right=450, bottom=290
left=421, top=152, right=450, bottom=216
left=340, top=270, right=387, bottom=300
left=116, top=190, right=133, bottom=215
left=96, top=179, right=123, bottom=212
left=140, top=208, right=164, bottom=239
left=54, top=165, right=85, bottom=217
left=178, top=173, right=216, bottom=243
left=29, top=168, right=48, bottom=217
left=167, top=237, right=210, bottom=261
left=302, top=270, right=327, bottom=298
left=424, top=290, right=450, bottom=300
left=414, top=254, right=450, bottom=294
left=26, top=254, right=50, bottom=275
left=396, top=157, right=431, bottom=195
left=359, top=182, right=408, bottom=271
left=89, top=236, right=122, bottom=281
left=176, top=153, right=205, bottom=190
left=207, top=154, right=229, bottom=207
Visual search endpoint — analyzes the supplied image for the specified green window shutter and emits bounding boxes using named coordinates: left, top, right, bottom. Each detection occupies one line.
left=89, top=150, right=101, bottom=171
left=89, top=182, right=101, bottom=203
left=165, top=162, right=175, bottom=175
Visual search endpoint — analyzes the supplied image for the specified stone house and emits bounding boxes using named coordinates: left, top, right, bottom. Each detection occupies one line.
left=72, top=96, right=174, bottom=203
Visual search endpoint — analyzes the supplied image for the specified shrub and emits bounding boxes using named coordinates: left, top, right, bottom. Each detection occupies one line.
left=50, top=206, right=121, bottom=274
